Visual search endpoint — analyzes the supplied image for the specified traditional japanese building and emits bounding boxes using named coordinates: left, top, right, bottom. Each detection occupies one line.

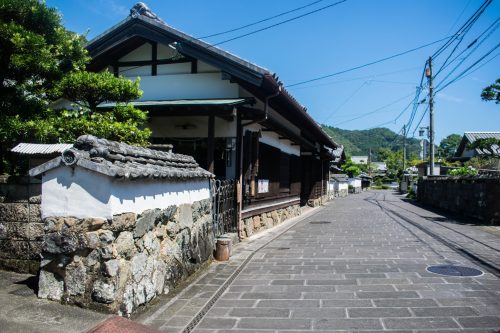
left=81, top=3, right=341, bottom=236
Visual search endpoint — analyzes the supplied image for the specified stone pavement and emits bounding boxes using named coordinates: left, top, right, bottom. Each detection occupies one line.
left=137, top=190, right=500, bottom=332
left=1, top=190, right=500, bottom=332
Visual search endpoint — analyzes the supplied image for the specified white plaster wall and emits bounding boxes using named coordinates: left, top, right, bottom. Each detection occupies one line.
left=335, top=182, right=348, bottom=191
left=119, top=43, right=152, bottom=61
left=109, top=179, right=210, bottom=215
left=126, top=74, right=238, bottom=100
left=198, top=60, right=219, bottom=73
left=157, top=63, right=191, bottom=75
left=41, top=166, right=210, bottom=219
left=42, top=167, right=112, bottom=219
left=348, top=178, right=361, bottom=188
left=119, top=66, right=151, bottom=77
left=246, top=124, right=300, bottom=156
left=150, top=116, right=236, bottom=138
left=157, top=43, right=177, bottom=60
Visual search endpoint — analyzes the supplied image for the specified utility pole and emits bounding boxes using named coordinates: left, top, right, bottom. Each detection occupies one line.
left=368, top=148, right=372, bottom=177
left=402, top=124, right=406, bottom=173
left=426, top=56, right=435, bottom=176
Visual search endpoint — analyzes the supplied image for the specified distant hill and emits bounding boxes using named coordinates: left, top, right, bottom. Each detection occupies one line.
left=322, top=126, right=421, bottom=161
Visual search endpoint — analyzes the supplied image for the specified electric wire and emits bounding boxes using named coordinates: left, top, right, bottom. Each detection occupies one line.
left=323, top=80, right=369, bottom=123
left=286, top=35, right=452, bottom=88
left=435, top=19, right=499, bottom=86
left=432, top=0, right=493, bottom=59
left=436, top=43, right=500, bottom=92
left=198, top=0, right=327, bottom=39
left=211, top=0, right=347, bottom=46
left=411, top=105, right=430, bottom=137
left=334, top=92, right=415, bottom=126
left=434, top=18, right=499, bottom=78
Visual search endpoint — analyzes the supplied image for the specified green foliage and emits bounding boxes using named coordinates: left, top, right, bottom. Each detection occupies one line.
left=438, top=134, right=461, bottom=159
left=448, top=166, right=478, bottom=177
left=465, top=156, right=500, bottom=171
left=341, top=157, right=361, bottom=178
left=54, top=71, right=142, bottom=112
left=378, top=148, right=403, bottom=178
left=321, top=126, right=421, bottom=160
left=0, top=1, right=151, bottom=174
left=481, top=78, right=500, bottom=104
left=467, top=138, right=500, bottom=156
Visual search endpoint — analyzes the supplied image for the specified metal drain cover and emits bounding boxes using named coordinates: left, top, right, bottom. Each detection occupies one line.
left=309, top=221, right=331, bottom=224
left=426, top=265, right=483, bottom=277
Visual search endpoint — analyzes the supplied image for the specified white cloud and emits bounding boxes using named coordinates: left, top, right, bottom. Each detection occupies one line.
left=436, top=93, right=463, bottom=103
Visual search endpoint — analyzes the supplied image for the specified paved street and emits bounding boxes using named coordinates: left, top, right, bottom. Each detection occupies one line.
left=139, top=190, right=500, bottom=333
left=1, top=190, right=500, bottom=332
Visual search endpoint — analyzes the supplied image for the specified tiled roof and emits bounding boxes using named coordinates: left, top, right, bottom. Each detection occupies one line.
left=464, top=132, right=500, bottom=142
left=30, top=135, right=213, bottom=180
left=11, top=143, right=73, bottom=155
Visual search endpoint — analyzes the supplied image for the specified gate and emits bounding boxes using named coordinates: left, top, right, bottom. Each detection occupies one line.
left=211, top=179, right=238, bottom=237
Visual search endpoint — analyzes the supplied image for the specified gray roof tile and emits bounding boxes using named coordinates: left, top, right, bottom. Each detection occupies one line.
left=30, top=135, right=213, bottom=180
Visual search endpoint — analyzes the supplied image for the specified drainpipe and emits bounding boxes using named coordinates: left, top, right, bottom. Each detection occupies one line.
left=237, top=85, right=282, bottom=240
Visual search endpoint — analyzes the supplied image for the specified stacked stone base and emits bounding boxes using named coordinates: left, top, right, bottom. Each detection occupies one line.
left=240, top=204, right=301, bottom=239
left=0, top=176, right=42, bottom=274
left=38, top=199, right=214, bottom=315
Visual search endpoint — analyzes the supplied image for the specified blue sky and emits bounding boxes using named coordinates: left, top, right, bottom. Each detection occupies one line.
left=47, top=0, right=499, bottom=143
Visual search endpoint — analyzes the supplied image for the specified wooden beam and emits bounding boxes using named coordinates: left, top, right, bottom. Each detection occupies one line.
left=207, top=115, right=215, bottom=173
left=151, top=42, right=157, bottom=76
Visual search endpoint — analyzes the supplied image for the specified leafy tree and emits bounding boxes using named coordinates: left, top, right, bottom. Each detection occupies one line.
left=54, top=71, right=142, bottom=113
left=438, top=134, right=461, bottom=159
left=481, top=78, right=500, bottom=104
left=0, top=1, right=151, bottom=174
left=378, top=148, right=403, bottom=179
left=341, top=157, right=362, bottom=178
left=0, top=0, right=88, bottom=173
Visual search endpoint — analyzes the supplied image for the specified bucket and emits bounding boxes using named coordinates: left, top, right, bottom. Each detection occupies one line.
left=215, top=237, right=231, bottom=261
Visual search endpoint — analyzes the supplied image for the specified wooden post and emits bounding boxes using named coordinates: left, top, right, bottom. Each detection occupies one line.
left=207, top=115, right=215, bottom=174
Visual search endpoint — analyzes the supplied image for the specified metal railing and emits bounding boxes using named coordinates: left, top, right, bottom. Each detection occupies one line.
left=211, top=179, right=237, bottom=237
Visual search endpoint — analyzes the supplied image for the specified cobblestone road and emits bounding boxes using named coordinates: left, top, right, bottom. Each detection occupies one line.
left=140, top=190, right=500, bottom=333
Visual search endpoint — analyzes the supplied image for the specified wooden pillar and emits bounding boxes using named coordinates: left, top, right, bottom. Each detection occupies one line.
left=207, top=115, right=215, bottom=174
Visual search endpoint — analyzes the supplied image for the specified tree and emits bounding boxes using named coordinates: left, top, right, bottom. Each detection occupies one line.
left=0, top=0, right=88, bottom=173
left=438, top=134, right=461, bottom=159
left=0, top=1, right=151, bottom=174
left=55, top=71, right=142, bottom=113
left=341, top=157, right=362, bottom=178
left=378, top=148, right=403, bottom=179
left=481, top=78, right=500, bottom=104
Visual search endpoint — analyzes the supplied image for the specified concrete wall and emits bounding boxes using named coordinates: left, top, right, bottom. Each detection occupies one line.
left=38, top=199, right=214, bottom=315
left=417, top=176, right=500, bottom=225
left=0, top=176, right=42, bottom=274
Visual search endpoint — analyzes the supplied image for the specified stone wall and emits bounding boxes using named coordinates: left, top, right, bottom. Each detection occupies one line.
left=38, top=199, right=214, bottom=315
left=417, top=176, right=500, bottom=225
left=240, top=204, right=301, bottom=239
left=0, top=176, right=42, bottom=274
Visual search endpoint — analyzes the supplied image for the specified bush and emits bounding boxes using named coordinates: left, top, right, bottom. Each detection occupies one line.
left=448, top=166, right=478, bottom=177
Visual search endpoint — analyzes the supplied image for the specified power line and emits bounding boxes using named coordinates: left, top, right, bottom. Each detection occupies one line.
left=211, top=0, right=347, bottom=46
left=411, top=105, right=430, bottom=137
left=446, top=0, right=473, bottom=35
left=323, top=80, right=368, bottom=122
left=432, top=0, right=493, bottom=59
left=286, top=35, right=452, bottom=88
left=434, top=18, right=499, bottom=78
left=334, top=91, right=415, bottom=126
left=199, top=0, right=327, bottom=39
left=288, top=66, right=421, bottom=91
left=436, top=43, right=500, bottom=92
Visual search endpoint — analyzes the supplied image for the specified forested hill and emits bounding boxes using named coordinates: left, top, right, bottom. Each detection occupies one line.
left=322, top=126, right=421, bottom=161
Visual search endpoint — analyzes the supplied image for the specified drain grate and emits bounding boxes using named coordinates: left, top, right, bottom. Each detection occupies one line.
left=426, top=265, right=483, bottom=277
left=309, top=221, right=331, bottom=225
